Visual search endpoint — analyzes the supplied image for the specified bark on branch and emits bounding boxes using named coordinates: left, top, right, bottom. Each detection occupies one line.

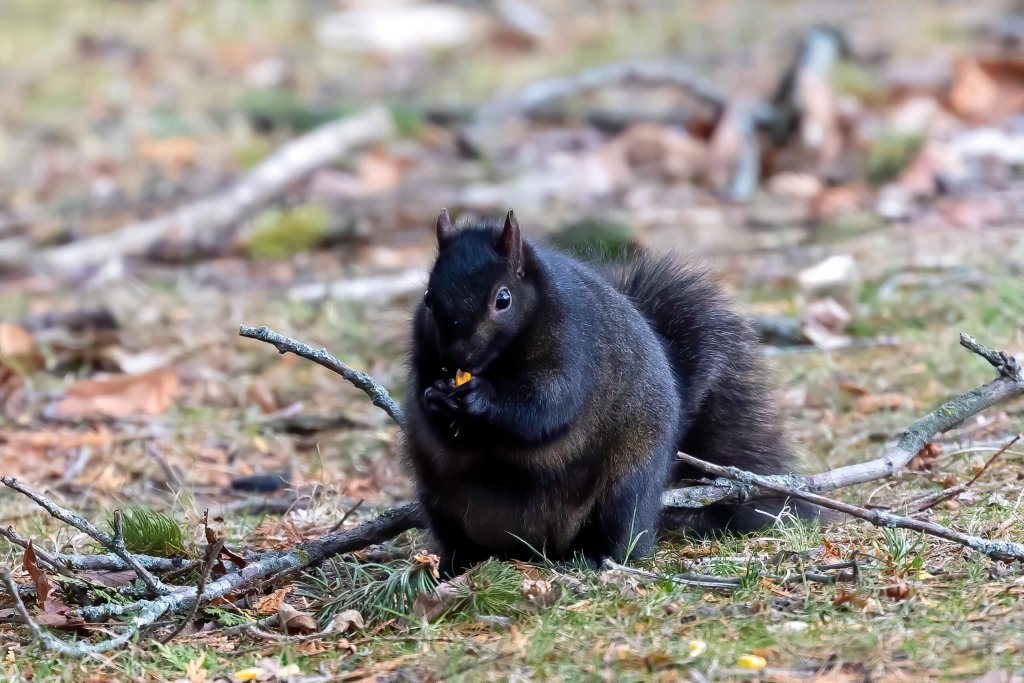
left=661, top=332, right=1024, bottom=508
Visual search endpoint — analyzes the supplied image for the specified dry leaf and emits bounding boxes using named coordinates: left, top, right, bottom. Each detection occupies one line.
left=884, top=583, right=911, bottom=601
left=808, top=185, right=869, bottom=224
left=330, top=609, right=365, bottom=633
left=23, top=542, right=51, bottom=608
left=413, top=574, right=467, bottom=621
left=185, top=653, right=208, bottom=683
left=522, top=578, right=560, bottom=610
left=277, top=602, right=318, bottom=635
left=803, top=298, right=852, bottom=350
left=0, top=323, right=35, bottom=358
left=77, top=569, right=139, bottom=588
left=357, top=148, right=409, bottom=193
left=413, top=552, right=441, bottom=579
left=855, top=393, right=914, bottom=414
left=949, top=57, right=1024, bottom=125
left=612, top=123, right=707, bottom=182
left=255, top=587, right=291, bottom=615
left=137, top=137, right=198, bottom=169
left=52, top=367, right=178, bottom=419
left=908, top=442, right=943, bottom=471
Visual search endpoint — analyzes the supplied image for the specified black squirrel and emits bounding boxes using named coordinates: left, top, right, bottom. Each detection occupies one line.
left=404, top=209, right=821, bottom=575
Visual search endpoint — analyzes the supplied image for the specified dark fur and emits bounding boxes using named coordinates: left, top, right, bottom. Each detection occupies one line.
left=404, top=213, right=815, bottom=575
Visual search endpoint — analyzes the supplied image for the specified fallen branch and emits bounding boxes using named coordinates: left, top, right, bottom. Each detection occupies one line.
left=239, top=325, right=404, bottom=425
left=1, top=567, right=168, bottom=657
left=463, top=60, right=745, bottom=155
left=673, top=452, right=1024, bottom=563
left=661, top=332, right=1024, bottom=508
left=909, top=433, right=1022, bottom=514
left=28, top=107, right=395, bottom=273
left=2, top=477, right=168, bottom=595
left=159, top=537, right=225, bottom=644
left=600, top=558, right=740, bottom=590
left=803, top=333, right=1024, bottom=492
left=78, top=502, right=422, bottom=623
left=1, top=526, right=188, bottom=573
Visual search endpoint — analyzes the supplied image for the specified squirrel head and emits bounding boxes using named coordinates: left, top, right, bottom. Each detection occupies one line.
left=420, top=208, right=539, bottom=374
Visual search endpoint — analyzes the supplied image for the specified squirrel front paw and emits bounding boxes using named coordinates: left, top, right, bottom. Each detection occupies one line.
left=423, top=381, right=459, bottom=420
left=450, top=377, right=496, bottom=418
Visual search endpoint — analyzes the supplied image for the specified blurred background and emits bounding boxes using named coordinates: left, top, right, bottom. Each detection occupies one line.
left=0, top=0, right=1022, bottom=514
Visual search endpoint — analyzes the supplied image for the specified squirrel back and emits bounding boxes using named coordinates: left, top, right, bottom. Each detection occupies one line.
left=607, top=253, right=822, bottom=531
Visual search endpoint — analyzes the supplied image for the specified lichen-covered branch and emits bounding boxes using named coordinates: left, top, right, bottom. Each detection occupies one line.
left=672, top=452, right=1024, bottom=563
left=2, top=477, right=168, bottom=595
left=803, top=333, right=1024, bottom=492
left=1, top=568, right=168, bottom=657
left=662, top=332, right=1024, bottom=508
left=239, top=325, right=404, bottom=425
left=79, top=503, right=422, bottom=623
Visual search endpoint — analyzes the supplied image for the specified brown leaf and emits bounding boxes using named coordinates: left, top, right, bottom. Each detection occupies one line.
left=277, top=602, right=319, bottom=635
left=330, top=609, right=365, bottom=633
left=808, top=185, right=869, bottom=224
left=136, top=137, right=198, bottom=169
left=78, top=569, right=139, bottom=588
left=855, top=393, right=914, bottom=414
left=255, top=587, right=291, bottom=615
left=884, top=583, right=911, bottom=601
left=357, top=148, right=410, bottom=194
left=612, top=123, right=707, bottom=183
left=839, top=382, right=870, bottom=397
left=909, top=442, right=943, bottom=471
left=412, top=552, right=441, bottom=579
left=522, top=578, right=561, bottom=610
left=949, top=57, right=1024, bottom=124
left=413, top=575, right=467, bottom=621
left=22, top=544, right=81, bottom=628
left=0, top=322, right=35, bottom=358
left=23, top=542, right=51, bottom=608
left=52, top=367, right=178, bottom=419
left=832, top=588, right=867, bottom=609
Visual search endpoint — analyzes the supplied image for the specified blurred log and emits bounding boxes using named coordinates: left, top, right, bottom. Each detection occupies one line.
left=27, top=107, right=396, bottom=274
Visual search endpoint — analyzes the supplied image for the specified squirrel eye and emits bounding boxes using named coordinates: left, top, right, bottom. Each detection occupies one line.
left=423, top=290, right=431, bottom=309
left=494, top=287, right=512, bottom=311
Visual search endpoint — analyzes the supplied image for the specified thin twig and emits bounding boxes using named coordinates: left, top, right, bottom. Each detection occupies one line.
left=160, top=538, right=226, bottom=644
left=0, top=527, right=76, bottom=580
left=329, top=499, right=365, bottom=534
left=600, top=558, right=740, bottom=590
left=662, top=333, right=1024, bottom=509
left=1, top=478, right=167, bottom=595
left=673, top=452, right=1024, bottom=563
left=0, top=525, right=188, bottom=573
left=78, top=503, right=423, bottom=623
left=238, top=326, right=404, bottom=425
left=1, top=567, right=168, bottom=656
left=910, top=433, right=1022, bottom=513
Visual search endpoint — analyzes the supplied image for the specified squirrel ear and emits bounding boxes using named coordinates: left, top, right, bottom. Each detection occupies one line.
left=436, top=208, right=454, bottom=247
left=499, top=209, right=524, bottom=278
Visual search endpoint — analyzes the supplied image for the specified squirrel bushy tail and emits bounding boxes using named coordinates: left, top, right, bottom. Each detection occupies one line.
left=607, top=251, right=824, bottom=534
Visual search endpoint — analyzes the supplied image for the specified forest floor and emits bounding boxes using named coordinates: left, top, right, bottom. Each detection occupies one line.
left=1, top=1, right=1023, bottom=681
